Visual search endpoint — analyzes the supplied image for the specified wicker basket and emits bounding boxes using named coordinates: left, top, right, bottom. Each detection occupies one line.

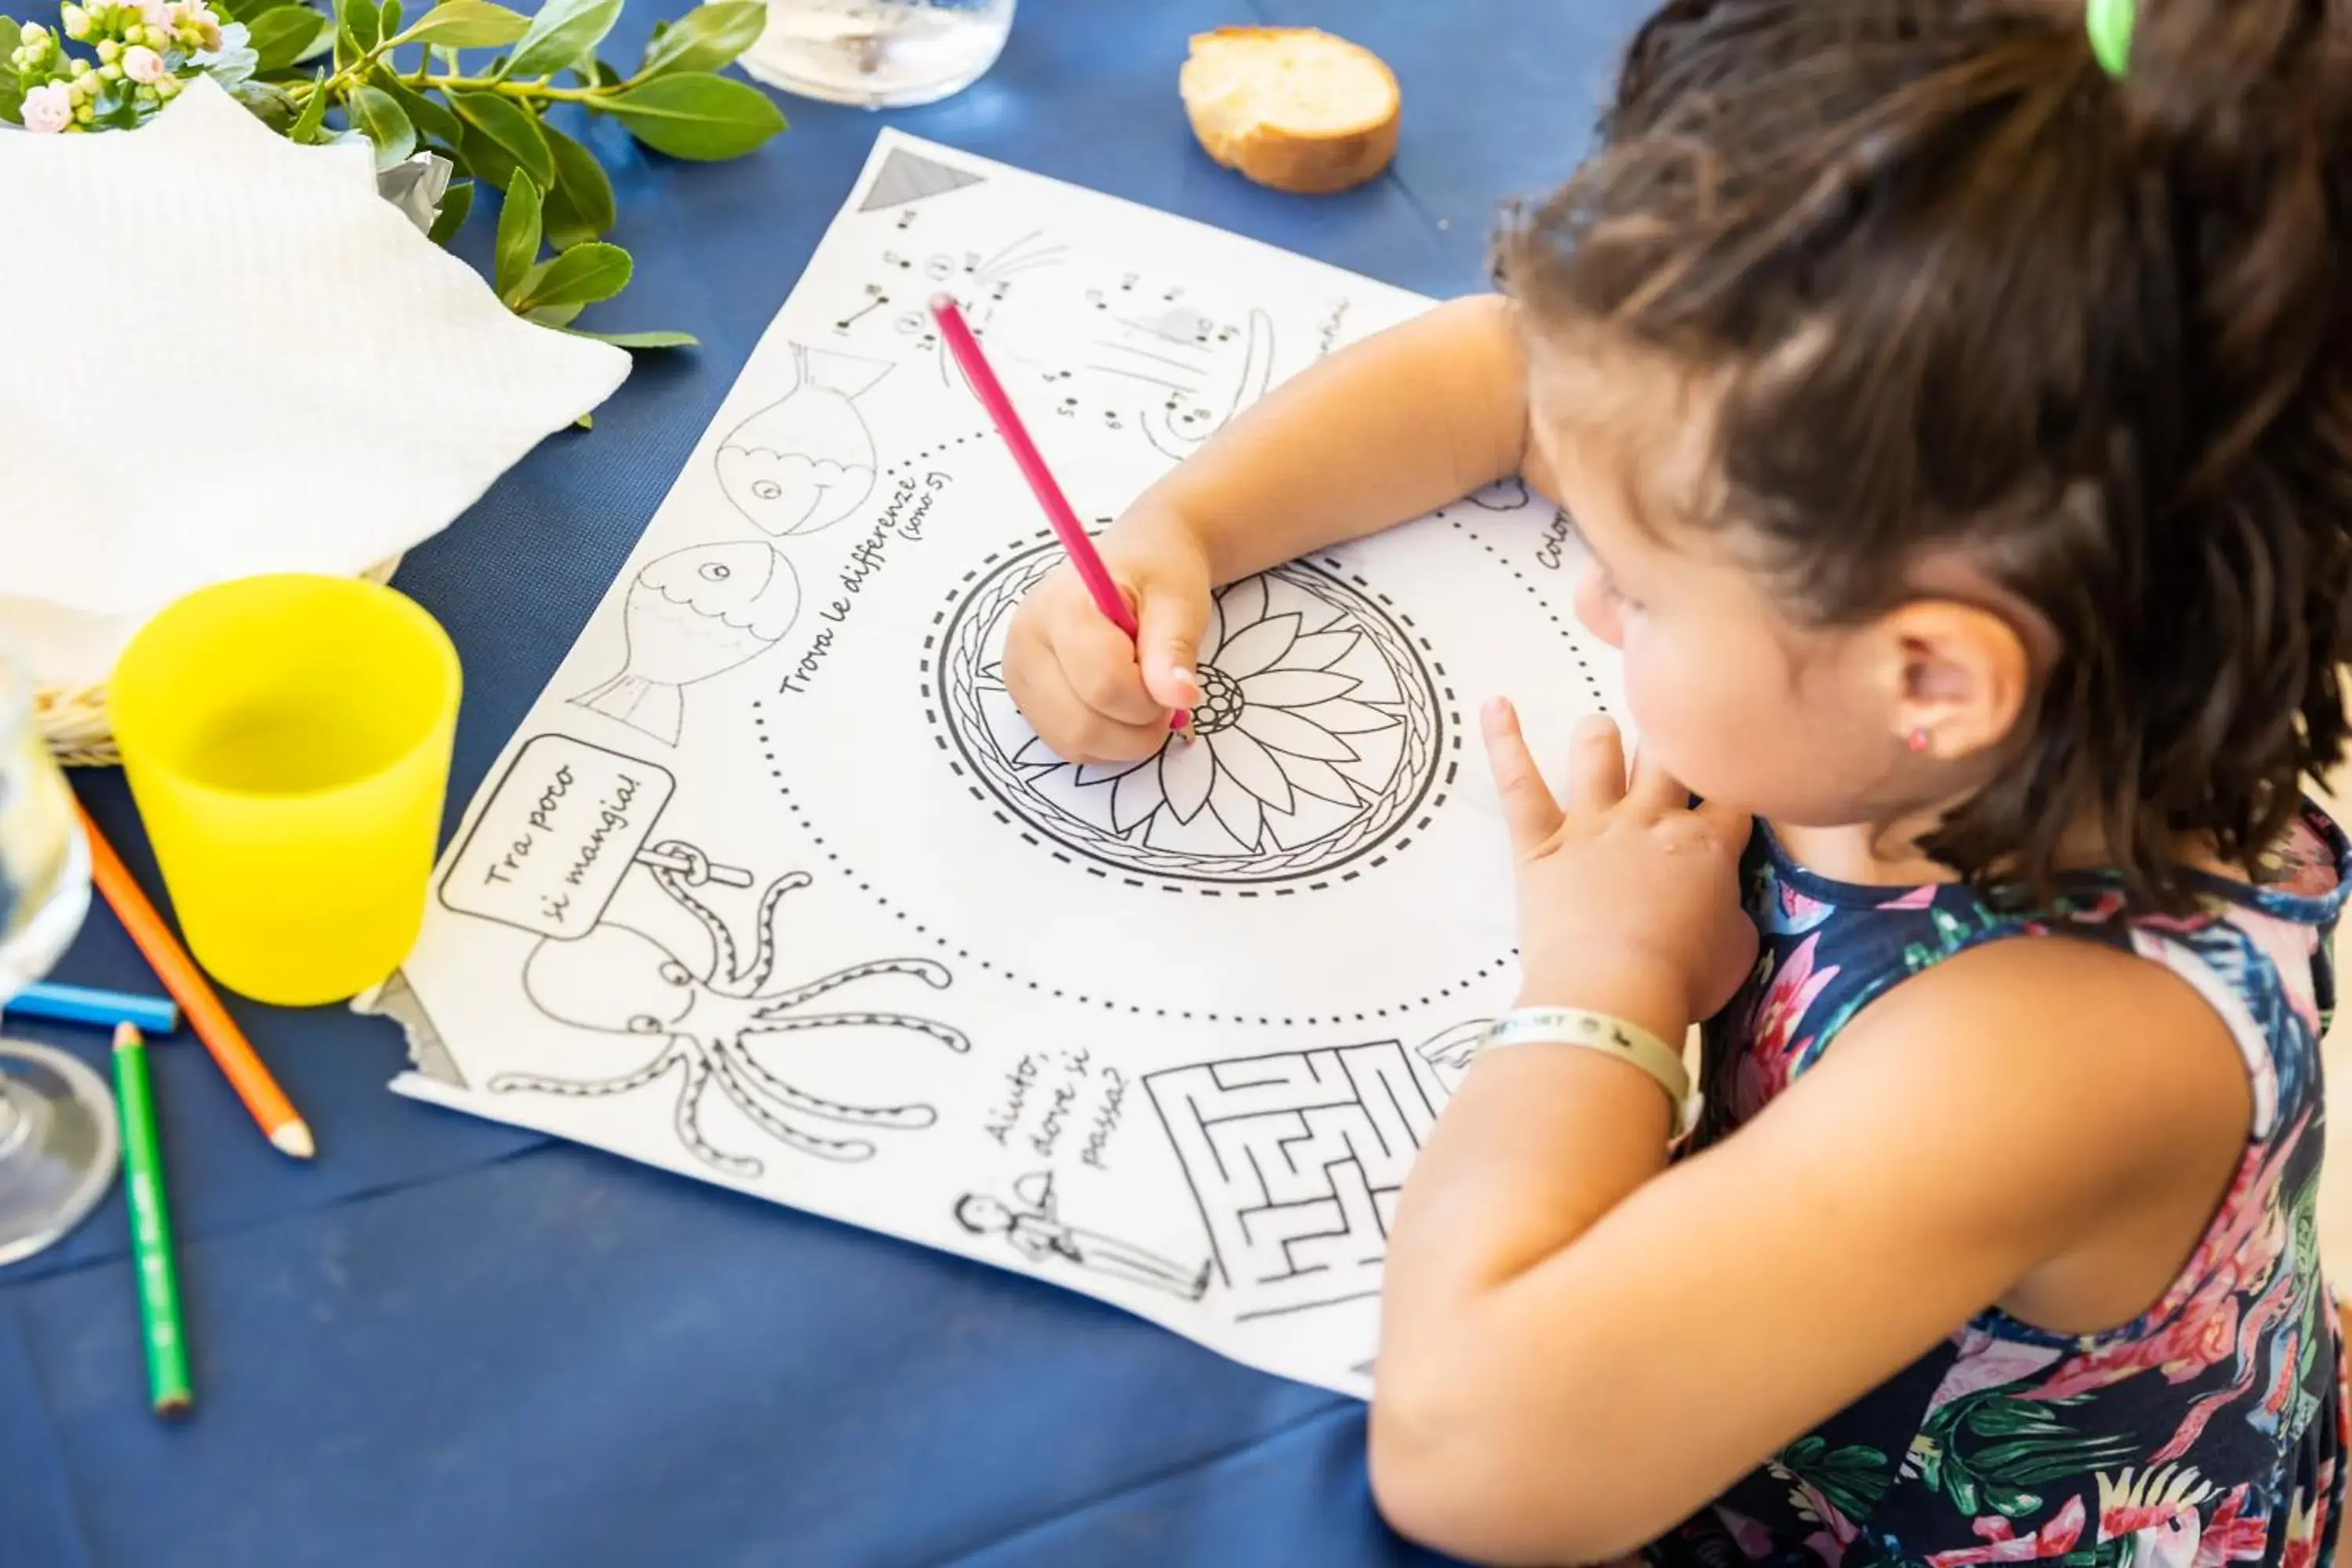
left=33, top=557, right=404, bottom=768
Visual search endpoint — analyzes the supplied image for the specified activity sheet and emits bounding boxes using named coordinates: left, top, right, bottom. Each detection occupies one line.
left=365, top=131, right=1623, bottom=1397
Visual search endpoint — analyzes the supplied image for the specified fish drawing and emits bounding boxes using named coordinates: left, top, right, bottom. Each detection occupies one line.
left=568, top=541, right=800, bottom=746
left=714, top=345, right=892, bottom=537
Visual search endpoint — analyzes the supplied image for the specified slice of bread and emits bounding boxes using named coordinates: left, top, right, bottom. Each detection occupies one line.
left=1179, top=27, right=1400, bottom=196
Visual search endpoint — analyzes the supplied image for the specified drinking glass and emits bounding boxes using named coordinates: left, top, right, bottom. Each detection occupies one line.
left=109, top=574, right=462, bottom=1007
left=739, top=0, right=1015, bottom=108
left=0, top=634, right=117, bottom=1269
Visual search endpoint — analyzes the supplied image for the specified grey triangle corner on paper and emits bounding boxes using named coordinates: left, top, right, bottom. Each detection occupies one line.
left=370, top=968, right=473, bottom=1091
left=858, top=147, right=989, bottom=212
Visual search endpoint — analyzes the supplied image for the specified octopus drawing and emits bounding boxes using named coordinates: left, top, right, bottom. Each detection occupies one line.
left=490, top=843, right=968, bottom=1174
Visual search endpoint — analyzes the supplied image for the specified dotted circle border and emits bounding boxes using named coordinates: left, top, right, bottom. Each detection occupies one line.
left=746, top=503, right=1609, bottom=1029
left=1439, top=506, right=1611, bottom=712
left=755, top=703, right=1514, bottom=1029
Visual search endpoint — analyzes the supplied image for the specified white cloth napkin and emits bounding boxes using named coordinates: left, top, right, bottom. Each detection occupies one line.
left=0, top=76, right=631, bottom=687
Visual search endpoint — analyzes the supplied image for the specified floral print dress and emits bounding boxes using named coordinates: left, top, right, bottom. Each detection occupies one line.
left=1650, top=809, right=2352, bottom=1568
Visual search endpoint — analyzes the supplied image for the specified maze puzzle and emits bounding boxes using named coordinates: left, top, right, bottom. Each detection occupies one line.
left=1145, top=1040, right=1447, bottom=1320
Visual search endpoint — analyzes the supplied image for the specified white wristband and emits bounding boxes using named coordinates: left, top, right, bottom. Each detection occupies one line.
left=1475, top=1007, right=1700, bottom=1141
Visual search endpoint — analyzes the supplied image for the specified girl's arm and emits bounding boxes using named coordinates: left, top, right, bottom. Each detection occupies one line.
left=1128, top=292, right=1532, bottom=584
left=1369, top=713, right=2252, bottom=1566
left=1000, top=295, right=1532, bottom=764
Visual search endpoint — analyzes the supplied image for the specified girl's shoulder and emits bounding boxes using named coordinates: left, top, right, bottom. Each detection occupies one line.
left=1706, top=804, right=2351, bottom=1145
left=1756, top=804, right=2347, bottom=1024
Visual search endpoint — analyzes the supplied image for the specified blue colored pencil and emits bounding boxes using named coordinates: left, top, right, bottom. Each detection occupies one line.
left=3, top=982, right=180, bottom=1036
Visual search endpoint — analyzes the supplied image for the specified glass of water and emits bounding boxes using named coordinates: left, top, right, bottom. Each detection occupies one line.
left=739, top=0, right=1015, bottom=108
left=0, top=634, right=115, bottom=1269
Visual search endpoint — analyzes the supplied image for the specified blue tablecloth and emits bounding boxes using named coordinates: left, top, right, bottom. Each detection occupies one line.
left=2, top=4, right=1649, bottom=1559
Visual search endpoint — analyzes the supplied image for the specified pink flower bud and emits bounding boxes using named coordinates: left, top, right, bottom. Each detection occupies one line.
left=21, top=81, right=74, bottom=133
left=122, top=43, right=164, bottom=82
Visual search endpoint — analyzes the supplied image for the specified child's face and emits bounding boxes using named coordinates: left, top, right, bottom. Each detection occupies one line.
left=1525, top=335, right=1918, bottom=829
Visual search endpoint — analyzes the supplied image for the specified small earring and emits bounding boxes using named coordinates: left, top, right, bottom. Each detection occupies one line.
left=1906, top=727, right=1932, bottom=754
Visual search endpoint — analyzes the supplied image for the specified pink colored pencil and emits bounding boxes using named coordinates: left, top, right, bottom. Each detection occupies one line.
left=929, top=293, right=1192, bottom=738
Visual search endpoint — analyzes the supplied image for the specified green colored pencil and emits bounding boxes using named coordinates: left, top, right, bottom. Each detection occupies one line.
left=112, top=1022, right=193, bottom=1417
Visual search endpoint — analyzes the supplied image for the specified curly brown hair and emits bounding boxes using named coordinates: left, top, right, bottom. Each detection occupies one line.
left=1496, top=0, right=2352, bottom=905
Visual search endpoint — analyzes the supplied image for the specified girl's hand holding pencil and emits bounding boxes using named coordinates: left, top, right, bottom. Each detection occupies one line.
left=929, top=294, right=1206, bottom=762
left=1000, top=505, right=1214, bottom=764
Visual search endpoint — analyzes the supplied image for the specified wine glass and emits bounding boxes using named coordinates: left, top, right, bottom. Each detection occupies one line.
left=739, top=0, right=1016, bottom=108
left=0, top=634, right=116, bottom=1268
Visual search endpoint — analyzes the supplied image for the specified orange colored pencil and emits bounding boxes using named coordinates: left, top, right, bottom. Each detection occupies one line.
left=76, top=804, right=315, bottom=1160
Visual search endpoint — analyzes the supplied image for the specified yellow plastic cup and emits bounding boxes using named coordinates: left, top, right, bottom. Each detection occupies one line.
left=108, top=575, right=462, bottom=1007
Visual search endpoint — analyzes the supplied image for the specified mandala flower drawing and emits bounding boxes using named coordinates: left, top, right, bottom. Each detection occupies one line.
left=1018, top=575, right=1404, bottom=852
left=938, top=548, right=1445, bottom=885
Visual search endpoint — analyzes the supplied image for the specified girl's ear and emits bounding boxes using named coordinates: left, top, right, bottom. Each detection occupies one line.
left=1875, top=599, right=2033, bottom=763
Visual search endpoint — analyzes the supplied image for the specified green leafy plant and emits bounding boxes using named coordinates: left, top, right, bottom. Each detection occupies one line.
left=2, top=0, right=782, bottom=345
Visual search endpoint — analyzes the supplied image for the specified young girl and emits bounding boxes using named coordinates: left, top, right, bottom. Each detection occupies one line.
left=1004, top=1, right=2352, bottom=1563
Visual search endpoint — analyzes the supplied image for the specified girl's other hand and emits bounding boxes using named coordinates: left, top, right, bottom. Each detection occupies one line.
left=1483, top=700, right=1756, bottom=1041
left=1000, top=506, right=1213, bottom=764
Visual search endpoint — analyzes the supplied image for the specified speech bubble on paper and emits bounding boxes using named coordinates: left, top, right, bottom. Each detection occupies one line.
left=439, top=735, right=677, bottom=939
